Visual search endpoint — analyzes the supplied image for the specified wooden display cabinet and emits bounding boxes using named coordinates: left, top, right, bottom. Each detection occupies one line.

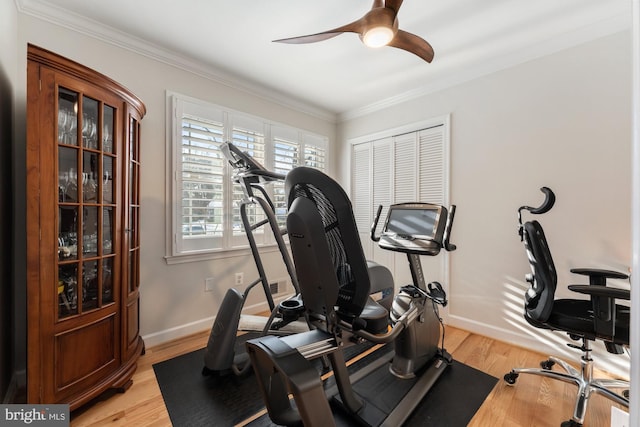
left=26, top=44, right=146, bottom=409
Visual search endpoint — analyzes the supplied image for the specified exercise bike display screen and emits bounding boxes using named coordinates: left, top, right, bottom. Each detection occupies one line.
left=379, top=203, right=447, bottom=255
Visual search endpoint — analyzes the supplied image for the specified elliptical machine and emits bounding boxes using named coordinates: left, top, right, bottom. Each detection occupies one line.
left=202, top=142, right=308, bottom=376
left=202, top=144, right=394, bottom=377
left=246, top=166, right=456, bottom=426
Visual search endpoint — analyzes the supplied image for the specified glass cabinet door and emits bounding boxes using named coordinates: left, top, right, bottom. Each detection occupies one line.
left=127, top=116, right=141, bottom=295
left=56, top=86, right=118, bottom=320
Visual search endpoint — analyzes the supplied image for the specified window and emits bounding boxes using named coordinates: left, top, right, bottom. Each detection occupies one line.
left=168, top=94, right=328, bottom=261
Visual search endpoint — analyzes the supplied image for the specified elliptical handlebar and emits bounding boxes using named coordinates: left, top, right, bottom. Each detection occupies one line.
left=221, top=142, right=285, bottom=182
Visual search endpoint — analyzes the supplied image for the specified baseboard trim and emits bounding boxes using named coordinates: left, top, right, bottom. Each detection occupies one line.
left=142, top=304, right=631, bottom=379
left=447, top=314, right=630, bottom=379
left=141, top=294, right=290, bottom=348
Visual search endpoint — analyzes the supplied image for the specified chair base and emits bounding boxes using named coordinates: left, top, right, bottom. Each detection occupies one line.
left=504, top=339, right=628, bottom=426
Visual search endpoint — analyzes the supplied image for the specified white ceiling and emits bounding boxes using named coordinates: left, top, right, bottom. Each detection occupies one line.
left=18, top=0, right=631, bottom=118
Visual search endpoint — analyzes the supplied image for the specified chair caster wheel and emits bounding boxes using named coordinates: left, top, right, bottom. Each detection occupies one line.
left=624, top=389, right=630, bottom=399
left=504, top=371, right=519, bottom=385
left=561, top=420, right=582, bottom=427
left=540, top=359, right=555, bottom=370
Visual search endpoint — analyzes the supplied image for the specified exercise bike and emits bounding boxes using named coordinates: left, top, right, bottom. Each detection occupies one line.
left=246, top=166, right=456, bottom=426
left=202, top=143, right=394, bottom=377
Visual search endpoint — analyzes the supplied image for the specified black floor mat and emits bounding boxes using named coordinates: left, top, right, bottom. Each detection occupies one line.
left=154, top=336, right=497, bottom=426
left=153, top=334, right=380, bottom=426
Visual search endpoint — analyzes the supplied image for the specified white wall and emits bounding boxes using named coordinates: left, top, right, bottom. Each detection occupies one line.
left=13, top=5, right=633, bottom=379
left=16, top=13, right=337, bottom=346
left=338, top=31, right=632, bottom=376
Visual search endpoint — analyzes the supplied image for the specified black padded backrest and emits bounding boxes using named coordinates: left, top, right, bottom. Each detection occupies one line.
left=522, top=220, right=557, bottom=322
left=285, top=167, right=371, bottom=321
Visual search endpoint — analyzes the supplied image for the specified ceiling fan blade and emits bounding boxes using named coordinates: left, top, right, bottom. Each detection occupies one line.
left=388, top=29, right=434, bottom=62
left=273, top=20, right=365, bottom=44
left=384, top=0, right=404, bottom=15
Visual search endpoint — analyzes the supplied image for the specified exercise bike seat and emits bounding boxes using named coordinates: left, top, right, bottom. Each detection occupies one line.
left=355, top=296, right=389, bottom=334
left=367, top=260, right=393, bottom=310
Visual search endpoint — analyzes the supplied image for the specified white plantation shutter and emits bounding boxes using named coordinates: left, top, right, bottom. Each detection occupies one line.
left=170, top=94, right=328, bottom=259
left=270, top=127, right=328, bottom=228
left=179, top=114, right=225, bottom=252
left=230, top=115, right=266, bottom=243
left=303, top=133, right=327, bottom=170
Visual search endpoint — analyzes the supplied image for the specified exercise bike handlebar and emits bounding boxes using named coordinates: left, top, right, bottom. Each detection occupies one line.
left=370, top=205, right=384, bottom=242
left=371, top=203, right=457, bottom=252
left=339, top=302, right=420, bottom=344
left=442, top=204, right=457, bottom=252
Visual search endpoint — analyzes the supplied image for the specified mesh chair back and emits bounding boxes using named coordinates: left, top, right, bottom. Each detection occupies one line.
left=285, top=167, right=371, bottom=321
left=522, top=220, right=557, bottom=322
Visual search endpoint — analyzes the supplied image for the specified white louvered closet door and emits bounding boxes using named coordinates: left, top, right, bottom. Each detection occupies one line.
left=351, top=120, right=449, bottom=294
left=418, top=125, right=448, bottom=291
left=392, top=132, right=418, bottom=286
left=371, top=139, right=393, bottom=269
left=352, top=143, right=373, bottom=259
left=419, top=126, right=446, bottom=206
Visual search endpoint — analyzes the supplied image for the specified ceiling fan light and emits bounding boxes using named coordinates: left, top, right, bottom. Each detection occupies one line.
left=362, top=26, right=394, bottom=48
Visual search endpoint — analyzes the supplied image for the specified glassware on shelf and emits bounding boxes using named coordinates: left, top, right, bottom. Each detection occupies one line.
left=103, top=157, right=114, bottom=203
left=58, top=206, right=78, bottom=260
left=58, top=264, right=78, bottom=319
left=57, top=108, right=78, bottom=145
left=102, top=258, right=114, bottom=304
left=83, top=152, right=99, bottom=202
left=103, top=207, right=113, bottom=254
left=58, top=88, right=79, bottom=146
left=103, top=105, right=115, bottom=153
left=82, top=96, right=99, bottom=149
left=82, top=260, right=99, bottom=311
left=82, top=113, right=98, bottom=149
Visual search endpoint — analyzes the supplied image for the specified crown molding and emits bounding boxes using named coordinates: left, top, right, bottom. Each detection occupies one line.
left=338, top=12, right=631, bottom=122
left=16, top=0, right=630, bottom=125
left=16, top=0, right=337, bottom=123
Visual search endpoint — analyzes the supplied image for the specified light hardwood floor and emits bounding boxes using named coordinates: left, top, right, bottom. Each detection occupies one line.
left=70, top=326, right=627, bottom=427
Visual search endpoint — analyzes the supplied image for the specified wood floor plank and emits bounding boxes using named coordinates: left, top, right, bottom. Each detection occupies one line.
left=70, top=325, right=627, bottom=427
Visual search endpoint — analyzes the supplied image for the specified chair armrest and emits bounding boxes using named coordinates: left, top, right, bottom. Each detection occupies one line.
left=567, top=284, right=630, bottom=301
left=568, top=284, right=630, bottom=337
left=570, top=268, right=629, bottom=286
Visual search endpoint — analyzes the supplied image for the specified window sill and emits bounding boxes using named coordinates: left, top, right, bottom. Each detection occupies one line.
left=164, top=244, right=285, bottom=265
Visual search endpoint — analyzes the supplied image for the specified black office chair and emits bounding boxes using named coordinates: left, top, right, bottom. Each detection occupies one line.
left=504, top=187, right=630, bottom=427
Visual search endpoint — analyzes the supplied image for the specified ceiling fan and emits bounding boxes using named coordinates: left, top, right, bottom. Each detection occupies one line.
left=273, top=0, right=434, bottom=63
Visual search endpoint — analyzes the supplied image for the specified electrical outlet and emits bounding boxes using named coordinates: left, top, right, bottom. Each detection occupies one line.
left=205, top=277, right=215, bottom=292
left=235, top=272, right=244, bottom=286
